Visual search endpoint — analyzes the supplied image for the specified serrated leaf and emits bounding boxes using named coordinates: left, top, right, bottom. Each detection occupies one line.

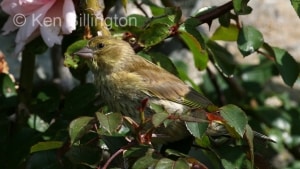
left=139, top=23, right=170, bottom=47
left=96, top=112, right=123, bottom=135
left=291, top=0, right=300, bottom=17
left=237, top=26, right=264, bottom=56
left=178, top=30, right=208, bottom=70
left=219, top=104, right=247, bottom=138
left=206, top=40, right=236, bottom=76
left=152, top=113, right=169, bottom=128
left=211, top=24, right=239, bottom=41
left=273, top=47, right=299, bottom=87
left=185, top=121, right=208, bottom=138
left=64, top=40, right=89, bottom=68
left=0, top=73, right=17, bottom=97
left=69, top=116, right=94, bottom=144
left=30, top=141, right=63, bottom=153
left=233, top=0, right=252, bottom=15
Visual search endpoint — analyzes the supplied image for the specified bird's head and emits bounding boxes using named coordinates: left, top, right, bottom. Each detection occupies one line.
left=74, top=36, right=135, bottom=73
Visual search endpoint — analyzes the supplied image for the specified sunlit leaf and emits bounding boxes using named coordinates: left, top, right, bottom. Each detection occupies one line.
left=219, top=104, right=247, bottom=138
left=237, top=26, right=264, bottom=56
left=64, top=40, right=89, bottom=68
left=30, top=141, right=63, bottom=153
left=211, top=24, right=239, bottom=41
left=178, top=29, right=208, bottom=70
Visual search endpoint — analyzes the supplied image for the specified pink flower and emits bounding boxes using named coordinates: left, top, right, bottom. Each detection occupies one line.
left=1, top=0, right=77, bottom=54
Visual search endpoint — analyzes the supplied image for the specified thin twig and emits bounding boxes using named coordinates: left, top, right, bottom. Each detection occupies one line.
left=133, top=0, right=149, bottom=17
left=257, top=50, right=275, bottom=61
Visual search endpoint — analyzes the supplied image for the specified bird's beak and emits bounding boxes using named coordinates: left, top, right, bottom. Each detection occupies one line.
left=74, top=47, right=94, bottom=59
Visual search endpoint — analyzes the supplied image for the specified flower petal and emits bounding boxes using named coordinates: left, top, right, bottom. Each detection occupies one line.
left=15, top=0, right=55, bottom=44
left=1, top=16, right=19, bottom=35
left=40, top=25, right=62, bottom=47
left=62, top=0, right=76, bottom=34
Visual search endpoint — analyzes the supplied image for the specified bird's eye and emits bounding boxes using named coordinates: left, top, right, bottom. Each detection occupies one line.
left=97, top=43, right=104, bottom=49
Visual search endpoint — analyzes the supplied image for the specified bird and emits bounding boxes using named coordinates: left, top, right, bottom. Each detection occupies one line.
left=74, top=36, right=273, bottom=144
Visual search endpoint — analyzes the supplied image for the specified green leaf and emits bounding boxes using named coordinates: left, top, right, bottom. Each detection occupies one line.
left=132, top=149, right=159, bottom=169
left=126, top=14, right=148, bottom=27
left=155, top=158, right=174, bottom=168
left=273, top=47, right=299, bottom=87
left=173, top=158, right=190, bottom=169
left=139, top=23, right=170, bottom=47
left=28, top=114, right=50, bottom=132
left=96, top=112, right=123, bottom=135
left=219, top=104, right=247, bottom=138
left=142, top=0, right=165, bottom=16
left=123, top=145, right=150, bottom=158
left=237, top=26, right=264, bottom=56
left=64, top=40, right=89, bottom=68
left=219, top=12, right=231, bottom=27
left=146, top=52, right=179, bottom=76
left=185, top=121, right=208, bottom=138
left=290, top=0, right=300, bottom=18
left=211, top=24, right=239, bottom=41
left=206, top=40, right=236, bottom=76
left=0, top=73, right=17, bottom=97
left=152, top=113, right=169, bottom=128
left=232, top=0, right=252, bottom=15
left=69, top=116, right=94, bottom=144
left=218, top=146, right=248, bottom=169
left=30, top=141, right=63, bottom=153
left=178, top=29, right=208, bottom=70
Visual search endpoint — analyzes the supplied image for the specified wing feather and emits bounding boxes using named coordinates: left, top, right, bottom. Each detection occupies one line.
left=123, top=55, right=214, bottom=110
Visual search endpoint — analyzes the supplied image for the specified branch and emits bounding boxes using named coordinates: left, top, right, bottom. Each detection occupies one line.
left=195, top=1, right=234, bottom=25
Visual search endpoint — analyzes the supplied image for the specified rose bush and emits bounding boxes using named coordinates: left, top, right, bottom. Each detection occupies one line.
left=1, top=0, right=76, bottom=54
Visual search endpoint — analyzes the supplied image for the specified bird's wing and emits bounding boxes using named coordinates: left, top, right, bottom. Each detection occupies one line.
left=128, top=56, right=215, bottom=110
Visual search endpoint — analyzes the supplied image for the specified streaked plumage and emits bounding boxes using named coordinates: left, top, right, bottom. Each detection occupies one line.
left=74, top=36, right=273, bottom=143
